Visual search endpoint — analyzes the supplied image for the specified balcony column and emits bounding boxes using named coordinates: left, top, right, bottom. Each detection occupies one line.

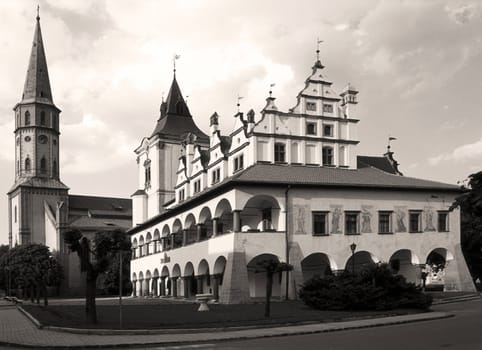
left=182, top=230, right=187, bottom=246
left=171, top=277, right=178, bottom=297
left=160, top=276, right=166, bottom=296
left=196, top=224, right=202, bottom=242
left=196, top=276, right=203, bottom=294
left=183, top=276, right=191, bottom=298
left=212, top=218, right=219, bottom=237
left=211, top=274, right=220, bottom=301
left=152, top=277, right=158, bottom=296
left=233, top=210, right=241, bottom=232
left=132, top=281, right=137, bottom=297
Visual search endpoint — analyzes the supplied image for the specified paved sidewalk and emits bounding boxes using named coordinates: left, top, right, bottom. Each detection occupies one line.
left=0, top=306, right=452, bottom=349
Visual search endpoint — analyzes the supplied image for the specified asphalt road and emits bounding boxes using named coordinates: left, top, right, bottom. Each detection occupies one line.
left=201, top=299, right=482, bottom=350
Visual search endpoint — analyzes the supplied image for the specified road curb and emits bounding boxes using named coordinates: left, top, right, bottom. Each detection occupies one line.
left=3, top=311, right=454, bottom=349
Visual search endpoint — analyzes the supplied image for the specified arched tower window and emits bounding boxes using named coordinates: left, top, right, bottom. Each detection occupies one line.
left=25, top=111, right=30, bottom=125
left=40, top=157, right=47, bottom=173
left=53, top=160, right=57, bottom=176
left=25, top=158, right=31, bottom=172
left=14, top=206, right=17, bottom=223
left=40, top=111, right=46, bottom=126
left=52, top=113, right=56, bottom=128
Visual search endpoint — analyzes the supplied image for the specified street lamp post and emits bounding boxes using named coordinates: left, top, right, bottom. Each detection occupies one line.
left=118, top=251, right=123, bottom=329
left=350, top=243, right=357, bottom=274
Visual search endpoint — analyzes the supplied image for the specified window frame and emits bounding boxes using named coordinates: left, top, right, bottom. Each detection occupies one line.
left=437, top=211, right=449, bottom=232
left=322, top=124, right=334, bottom=137
left=378, top=211, right=393, bottom=234
left=274, top=143, right=286, bottom=163
left=322, top=146, right=334, bottom=166
left=345, top=211, right=360, bottom=235
left=211, top=168, right=221, bottom=184
left=233, top=154, right=244, bottom=173
left=312, top=211, right=329, bottom=236
left=322, top=103, right=333, bottom=113
left=193, top=179, right=201, bottom=194
left=409, top=210, right=422, bottom=233
left=306, top=101, right=317, bottom=111
left=306, top=122, right=317, bottom=136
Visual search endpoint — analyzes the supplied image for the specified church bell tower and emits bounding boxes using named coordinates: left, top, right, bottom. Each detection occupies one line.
left=7, top=11, right=69, bottom=248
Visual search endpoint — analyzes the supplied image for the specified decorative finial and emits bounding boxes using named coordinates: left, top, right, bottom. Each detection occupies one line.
left=269, top=83, right=275, bottom=98
left=185, top=95, right=189, bottom=104
left=316, top=38, right=323, bottom=61
left=173, top=54, right=180, bottom=75
left=36, top=4, right=40, bottom=20
left=237, top=95, right=243, bottom=112
left=388, top=136, right=397, bottom=152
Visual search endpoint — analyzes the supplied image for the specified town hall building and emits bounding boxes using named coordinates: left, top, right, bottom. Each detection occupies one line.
left=128, top=50, right=476, bottom=303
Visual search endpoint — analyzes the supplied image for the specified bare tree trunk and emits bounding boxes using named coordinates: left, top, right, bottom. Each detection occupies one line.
left=85, top=272, right=98, bottom=324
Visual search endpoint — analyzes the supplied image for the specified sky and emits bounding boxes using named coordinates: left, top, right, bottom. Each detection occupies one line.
left=0, top=0, right=481, bottom=244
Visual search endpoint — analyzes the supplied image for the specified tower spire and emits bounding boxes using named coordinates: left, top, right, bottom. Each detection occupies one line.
left=315, top=38, right=324, bottom=69
left=21, top=8, right=55, bottom=106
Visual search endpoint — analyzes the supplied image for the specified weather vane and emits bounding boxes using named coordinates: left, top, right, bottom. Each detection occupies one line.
left=387, top=135, right=397, bottom=151
left=173, top=54, right=180, bottom=74
left=316, top=38, right=323, bottom=61
left=269, top=83, right=275, bottom=98
left=237, top=95, right=244, bottom=112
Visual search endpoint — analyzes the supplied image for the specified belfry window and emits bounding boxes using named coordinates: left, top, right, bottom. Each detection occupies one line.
left=53, top=160, right=57, bottom=176
left=144, top=159, right=151, bottom=189
left=40, top=111, right=46, bottom=126
left=25, top=111, right=30, bottom=125
left=40, top=157, right=47, bottom=173
left=25, top=158, right=31, bottom=172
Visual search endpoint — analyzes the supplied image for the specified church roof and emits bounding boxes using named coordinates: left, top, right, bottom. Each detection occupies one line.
left=17, top=14, right=58, bottom=110
left=7, top=177, right=69, bottom=194
left=150, top=76, right=209, bottom=143
left=68, top=194, right=132, bottom=231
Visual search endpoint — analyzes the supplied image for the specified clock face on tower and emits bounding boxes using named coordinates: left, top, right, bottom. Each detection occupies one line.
left=38, top=135, right=48, bottom=144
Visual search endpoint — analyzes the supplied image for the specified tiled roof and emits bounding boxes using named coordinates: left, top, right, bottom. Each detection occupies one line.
left=232, top=163, right=459, bottom=191
left=151, top=76, right=209, bottom=143
left=69, top=216, right=132, bottom=230
left=69, top=194, right=132, bottom=213
left=8, top=177, right=69, bottom=193
left=357, top=155, right=398, bottom=175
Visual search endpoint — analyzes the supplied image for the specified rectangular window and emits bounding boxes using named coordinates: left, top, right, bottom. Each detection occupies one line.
left=323, top=104, right=333, bottom=113
left=378, top=211, right=393, bottom=234
left=306, top=122, right=317, bottom=135
left=312, top=211, right=328, bottom=236
left=179, top=188, right=185, bottom=201
left=322, top=147, right=334, bottom=166
left=323, top=124, right=333, bottom=137
left=193, top=180, right=201, bottom=194
left=306, top=102, right=317, bottom=111
left=212, top=168, right=221, bottom=184
left=233, top=154, right=244, bottom=172
left=438, top=211, right=449, bottom=232
left=345, top=211, right=360, bottom=235
left=274, top=143, right=286, bottom=163
left=409, top=211, right=422, bottom=233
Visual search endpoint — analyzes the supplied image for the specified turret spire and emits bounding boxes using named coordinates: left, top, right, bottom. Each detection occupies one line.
left=21, top=9, right=54, bottom=106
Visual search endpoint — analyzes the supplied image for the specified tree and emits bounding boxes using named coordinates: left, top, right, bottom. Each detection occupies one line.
left=0, top=244, right=63, bottom=305
left=0, top=245, right=9, bottom=294
left=255, top=259, right=293, bottom=317
left=64, top=229, right=131, bottom=323
left=97, top=249, right=132, bottom=296
left=451, top=171, right=482, bottom=289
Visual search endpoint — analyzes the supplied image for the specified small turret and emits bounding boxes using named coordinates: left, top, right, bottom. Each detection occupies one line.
left=340, top=83, right=358, bottom=118
left=247, top=109, right=255, bottom=133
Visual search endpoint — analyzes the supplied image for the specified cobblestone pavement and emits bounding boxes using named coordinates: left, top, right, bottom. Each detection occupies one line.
left=0, top=304, right=453, bottom=349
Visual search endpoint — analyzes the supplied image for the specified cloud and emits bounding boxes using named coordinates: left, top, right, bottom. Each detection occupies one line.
left=445, top=3, right=478, bottom=25
left=429, top=138, right=482, bottom=165
left=61, top=114, right=137, bottom=174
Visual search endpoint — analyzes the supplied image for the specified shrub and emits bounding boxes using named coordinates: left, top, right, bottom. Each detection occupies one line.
left=299, top=263, right=432, bottom=311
